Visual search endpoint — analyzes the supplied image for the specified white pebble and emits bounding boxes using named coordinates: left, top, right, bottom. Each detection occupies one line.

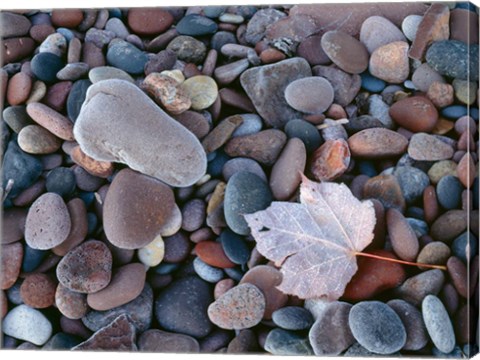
left=2, top=304, right=53, bottom=345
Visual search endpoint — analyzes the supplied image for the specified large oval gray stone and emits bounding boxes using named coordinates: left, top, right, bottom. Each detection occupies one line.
left=73, top=79, right=207, bottom=187
left=422, top=295, right=456, bottom=354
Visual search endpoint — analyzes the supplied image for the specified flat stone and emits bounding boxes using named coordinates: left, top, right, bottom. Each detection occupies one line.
left=195, top=240, right=235, bottom=269
left=219, top=229, right=250, bottom=265
left=193, top=257, right=224, bottom=283
left=142, top=73, right=191, bottom=115
left=412, top=63, right=445, bottom=93
left=426, top=40, right=479, bottom=81
left=431, top=210, right=468, bottom=242
left=20, top=273, right=56, bottom=309
left=66, top=79, right=92, bottom=123
left=244, top=8, right=286, bottom=45
left=208, top=283, right=265, bottom=330
left=155, top=276, right=213, bottom=338
left=26, top=102, right=74, bottom=140
left=284, top=119, right=322, bottom=152
left=417, top=242, right=451, bottom=270
left=368, top=94, right=394, bottom=128
left=264, top=328, right=313, bottom=355
left=402, top=14, right=423, bottom=42
left=224, top=171, right=272, bottom=235
left=436, top=175, right=463, bottom=210
left=272, top=306, right=313, bottom=331
left=24, top=192, right=71, bottom=250
left=297, top=34, right=331, bottom=66
left=312, top=65, right=362, bottom=107
left=409, top=4, right=450, bottom=61
left=51, top=9, right=84, bottom=28
left=176, top=14, right=218, bottom=36
left=450, top=9, right=479, bottom=44
left=227, top=329, right=258, bottom=353
left=321, top=30, right=369, bottom=74
left=389, top=96, right=438, bottom=133
left=173, top=111, right=211, bottom=139
left=309, top=302, right=354, bottom=355
left=127, top=8, right=174, bottom=36
left=360, top=16, right=406, bottom=54
left=422, top=295, right=456, bottom=354
left=3, top=105, right=34, bottom=133
left=144, top=50, right=177, bottom=75
left=240, top=58, right=311, bottom=128
left=104, top=18, right=130, bottom=39
left=1, top=242, right=23, bottom=290
left=408, top=133, right=454, bottom=161
left=73, top=79, right=207, bottom=187
left=270, top=138, right=306, bottom=200
left=395, top=269, right=445, bottom=306
left=56, top=240, right=112, bottom=294
left=349, top=301, right=406, bottom=354
left=387, top=208, right=419, bottom=261
left=284, top=76, right=334, bottom=114
left=55, top=284, right=88, bottom=320
left=103, top=168, right=175, bottom=249
left=82, top=284, right=153, bottom=332
left=369, top=41, right=409, bottom=83
left=138, top=329, right=200, bottom=353
left=167, top=35, right=207, bottom=64
left=88, top=66, right=134, bottom=84
left=387, top=299, right=429, bottom=351
left=0, top=12, right=31, bottom=38
left=2, top=208, right=27, bottom=245
left=39, top=33, right=67, bottom=57
left=73, top=314, right=137, bottom=351
left=180, top=75, right=218, bottom=111
left=106, top=40, right=148, bottom=75
left=2, top=304, right=52, bottom=346
left=30, top=52, right=64, bottom=83
left=7, top=71, right=32, bottom=106
left=18, top=125, right=61, bottom=154
left=2, top=37, right=36, bottom=64
left=348, top=128, right=408, bottom=159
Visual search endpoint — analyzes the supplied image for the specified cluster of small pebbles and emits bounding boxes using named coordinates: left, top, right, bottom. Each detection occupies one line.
left=1, top=2, right=479, bottom=357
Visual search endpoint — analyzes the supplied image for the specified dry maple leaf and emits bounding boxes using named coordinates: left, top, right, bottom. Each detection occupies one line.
left=244, top=176, right=376, bottom=300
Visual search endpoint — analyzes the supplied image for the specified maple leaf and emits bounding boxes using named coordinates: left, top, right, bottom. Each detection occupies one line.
left=244, top=176, right=376, bottom=300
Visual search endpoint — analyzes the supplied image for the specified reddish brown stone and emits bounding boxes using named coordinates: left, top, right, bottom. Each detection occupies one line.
left=183, top=63, right=202, bottom=78
left=389, top=96, right=438, bottom=133
left=310, top=139, right=350, bottom=181
left=343, top=250, right=406, bottom=301
left=259, top=48, right=286, bottom=64
left=408, top=4, right=450, bottom=61
left=20, top=273, right=56, bottom=309
left=363, top=174, right=406, bottom=213
left=81, top=42, right=105, bottom=69
left=173, top=111, right=211, bottom=139
left=12, top=178, right=46, bottom=207
left=70, top=145, right=114, bottom=178
left=297, top=34, right=331, bottom=66
left=2, top=207, right=27, bottom=245
left=127, top=8, right=174, bottom=36
left=43, top=81, right=72, bottom=112
left=195, top=241, right=236, bottom=269
left=386, top=208, right=419, bottom=262
left=2, top=37, right=36, bottom=63
left=423, top=185, right=439, bottom=224
left=29, top=24, right=55, bottom=43
left=450, top=9, right=479, bottom=44
left=55, top=284, right=89, bottom=320
left=240, top=265, right=288, bottom=319
left=219, top=88, right=255, bottom=113
left=1, top=242, right=23, bottom=290
left=7, top=72, right=32, bottom=105
left=51, top=9, right=84, bottom=28
left=454, top=304, right=475, bottom=344
left=60, top=316, right=92, bottom=339
left=348, top=128, right=408, bottom=159
left=52, top=198, right=88, bottom=256
left=202, top=115, right=243, bottom=154
left=447, top=256, right=468, bottom=298
left=26, top=102, right=75, bottom=141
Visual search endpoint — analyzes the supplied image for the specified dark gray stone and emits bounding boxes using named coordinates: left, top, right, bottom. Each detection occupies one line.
left=30, top=52, right=64, bottom=83
left=211, top=31, right=237, bottom=52
left=220, top=229, right=251, bottom=265
left=67, top=79, right=92, bottom=123
left=395, top=269, right=445, bottom=306
left=393, top=166, right=430, bottom=204
left=46, top=167, right=76, bottom=198
left=106, top=40, right=148, bottom=75
left=264, top=328, right=313, bottom=356
left=436, top=175, right=463, bottom=210
left=176, top=14, right=218, bottom=36
left=284, top=119, right=322, bottom=153
left=452, top=231, right=477, bottom=263
left=348, top=301, right=406, bottom=354
left=272, top=306, right=314, bottom=331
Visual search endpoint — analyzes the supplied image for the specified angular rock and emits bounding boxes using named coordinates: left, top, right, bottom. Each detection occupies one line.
left=310, top=139, right=350, bottom=181
left=73, top=79, right=207, bottom=187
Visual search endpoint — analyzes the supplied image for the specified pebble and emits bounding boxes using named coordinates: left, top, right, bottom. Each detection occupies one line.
left=272, top=306, right=313, bottom=331
left=211, top=31, right=237, bottom=52
left=219, top=229, right=251, bottom=265
left=202, top=116, right=243, bottom=154
left=24, top=192, right=71, bottom=250
left=321, top=30, right=369, bottom=74
left=427, top=40, right=479, bottom=81
left=26, top=80, right=47, bottom=104
left=225, top=129, right=286, bottom=165
left=389, top=96, right=438, bottom=133
left=0, top=12, right=31, bottom=38
left=387, top=299, right=429, bottom=351
left=193, top=257, right=224, bottom=283
left=88, top=66, right=134, bottom=84
left=51, top=9, right=84, bottom=28
left=393, top=166, right=429, bottom=204
left=401, top=14, right=422, bottom=41
left=417, top=242, right=451, bottom=269
left=1, top=242, right=23, bottom=290
left=73, top=314, right=137, bottom=351
left=39, top=33, right=67, bottom=57
left=167, top=35, right=207, bottom=64
left=18, top=125, right=61, bottom=154
left=195, top=240, right=235, bottom=268
left=240, top=58, right=312, bottom=128
left=452, top=232, right=477, bottom=263
left=348, top=301, right=406, bottom=354
left=447, top=256, right=469, bottom=298
left=436, top=175, right=463, bottom=210
left=264, top=328, right=313, bottom=355
left=360, top=16, right=406, bottom=54
left=214, top=59, right=249, bottom=86
left=2, top=208, right=27, bottom=245
left=348, top=128, right=408, bottom=158
left=396, top=269, right=445, bottom=306
left=222, top=158, right=266, bottom=183
left=43, top=81, right=72, bottom=112
left=296, top=34, right=330, bottom=66
left=343, top=249, right=406, bottom=301
left=244, top=8, right=286, bottom=45
left=42, top=332, right=83, bottom=350
left=20, top=273, right=56, bottom=309
left=22, top=244, right=47, bottom=272
left=2, top=304, right=52, bottom=345
left=30, top=52, right=65, bottom=83
left=7, top=72, right=32, bottom=106
left=360, top=72, right=386, bottom=93
left=26, top=102, right=74, bottom=140
left=369, top=41, right=409, bottom=83
left=284, top=119, right=322, bottom=153
left=57, top=63, right=89, bottom=81
left=55, top=284, right=88, bottom=320
left=208, top=283, right=265, bottom=330
left=368, top=94, right=394, bottom=128
left=284, top=76, right=334, bottom=114
left=270, top=138, right=306, bottom=200
left=231, top=114, right=262, bottom=138
left=138, top=329, right=200, bottom=353
left=3, top=106, right=34, bottom=133
left=173, top=111, right=211, bottom=139
left=428, top=160, right=457, bottom=184
left=311, top=139, right=350, bottom=181
left=422, top=295, right=456, bottom=354
left=127, top=8, right=173, bottom=36
left=2, top=37, right=36, bottom=64
left=431, top=210, right=468, bottom=242
left=87, top=262, right=146, bottom=311
left=180, top=75, right=218, bottom=111
left=142, top=73, right=191, bottom=115
left=83, top=284, right=153, bottom=332
left=161, top=233, right=190, bottom=264
left=45, top=167, right=76, bottom=198
left=144, top=50, right=177, bottom=75
left=73, top=79, right=207, bottom=187
left=56, top=240, right=112, bottom=293
left=450, top=8, right=479, bottom=44
left=155, top=276, right=213, bottom=338
left=103, top=168, right=175, bottom=249
left=176, top=14, right=218, bottom=36
left=224, top=171, right=272, bottom=235
left=364, top=174, right=406, bottom=212
left=412, top=63, right=445, bottom=92
left=408, top=133, right=454, bottom=161
left=106, top=40, right=148, bottom=75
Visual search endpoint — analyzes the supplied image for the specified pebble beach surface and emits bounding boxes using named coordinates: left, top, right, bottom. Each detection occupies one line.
left=0, top=3, right=479, bottom=357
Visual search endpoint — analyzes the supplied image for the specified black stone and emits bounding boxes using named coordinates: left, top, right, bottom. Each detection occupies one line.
left=220, top=229, right=250, bottom=265
left=67, top=79, right=92, bottom=123
left=30, top=52, right=65, bottom=83
left=46, top=167, right=76, bottom=198
left=22, top=244, right=48, bottom=273
left=436, top=175, right=464, bottom=210
left=42, top=332, right=83, bottom=350
left=155, top=276, right=213, bottom=339
left=284, top=119, right=322, bottom=153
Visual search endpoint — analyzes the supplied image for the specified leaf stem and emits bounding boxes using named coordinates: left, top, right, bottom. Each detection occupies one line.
left=354, top=251, right=447, bottom=271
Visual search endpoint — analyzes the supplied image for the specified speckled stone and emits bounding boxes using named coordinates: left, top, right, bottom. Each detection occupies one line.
left=2, top=304, right=52, bottom=346
left=422, top=295, right=456, bottom=354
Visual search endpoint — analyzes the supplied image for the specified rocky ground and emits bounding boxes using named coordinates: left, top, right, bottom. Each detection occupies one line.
left=0, top=2, right=479, bottom=357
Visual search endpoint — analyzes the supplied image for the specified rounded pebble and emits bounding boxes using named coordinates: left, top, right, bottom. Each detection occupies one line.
left=422, top=295, right=456, bottom=354
left=2, top=304, right=53, bottom=345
